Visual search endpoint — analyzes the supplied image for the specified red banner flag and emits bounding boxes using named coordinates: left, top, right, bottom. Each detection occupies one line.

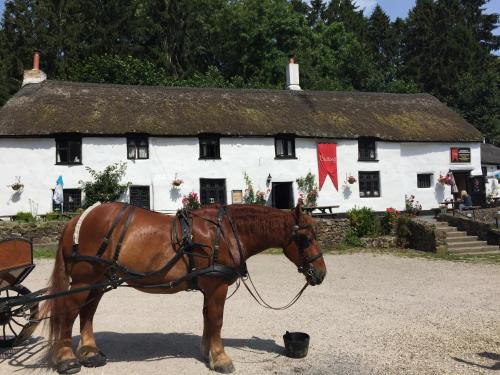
left=317, top=143, right=338, bottom=191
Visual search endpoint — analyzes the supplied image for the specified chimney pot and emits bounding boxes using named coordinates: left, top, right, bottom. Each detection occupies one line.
left=286, top=56, right=301, bottom=91
left=33, top=50, right=40, bottom=70
left=22, top=50, right=46, bottom=86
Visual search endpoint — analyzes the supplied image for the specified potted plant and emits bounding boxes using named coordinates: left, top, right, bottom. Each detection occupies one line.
left=182, top=192, right=201, bottom=210
left=347, top=176, right=357, bottom=184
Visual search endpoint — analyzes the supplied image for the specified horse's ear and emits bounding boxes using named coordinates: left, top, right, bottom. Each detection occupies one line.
left=294, top=198, right=304, bottom=218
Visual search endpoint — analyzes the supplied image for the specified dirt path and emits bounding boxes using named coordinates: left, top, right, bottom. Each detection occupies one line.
left=1, top=253, right=499, bottom=374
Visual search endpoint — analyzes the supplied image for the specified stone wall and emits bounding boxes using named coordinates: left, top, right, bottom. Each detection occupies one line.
left=360, top=236, right=397, bottom=248
left=0, top=221, right=66, bottom=245
left=401, top=219, right=447, bottom=253
left=314, top=217, right=351, bottom=249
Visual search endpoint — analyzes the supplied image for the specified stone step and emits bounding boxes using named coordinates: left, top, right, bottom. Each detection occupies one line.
left=445, top=231, right=467, bottom=238
left=446, top=236, right=478, bottom=244
left=447, top=241, right=487, bottom=249
left=441, top=227, right=458, bottom=232
left=456, top=250, right=500, bottom=256
left=448, top=245, right=499, bottom=254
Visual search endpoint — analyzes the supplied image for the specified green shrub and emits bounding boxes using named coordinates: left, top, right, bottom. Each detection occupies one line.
left=396, top=215, right=412, bottom=246
left=45, top=212, right=64, bottom=221
left=13, top=212, right=35, bottom=222
left=80, top=163, right=130, bottom=207
left=346, top=206, right=380, bottom=238
left=343, top=231, right=362, bottom=247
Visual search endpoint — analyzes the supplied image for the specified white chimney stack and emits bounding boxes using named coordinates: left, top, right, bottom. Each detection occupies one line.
left=286, top=55, right=301, bottom=91
left=22, top=50, right=47, bottom=86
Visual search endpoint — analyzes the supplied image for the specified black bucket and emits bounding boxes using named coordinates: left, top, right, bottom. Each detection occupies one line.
left=283, top=331, right=310, bottom=358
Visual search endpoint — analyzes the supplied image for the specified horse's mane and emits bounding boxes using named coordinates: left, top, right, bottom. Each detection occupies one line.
left=225, top=204, right=293, bottom=235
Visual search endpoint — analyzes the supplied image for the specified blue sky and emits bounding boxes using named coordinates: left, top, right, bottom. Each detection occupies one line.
left=0, top=0, right=498, bottom=30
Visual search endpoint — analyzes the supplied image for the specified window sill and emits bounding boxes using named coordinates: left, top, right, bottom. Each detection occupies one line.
left=55, top=162, right=83, bottom=166
left=358, top=159, right=379, bottom=162
left=275, top=156, right=297, bottom=160
left=359, top=196, right=381, bottom=198
left=127, top=158, right=149, bottom=160
left=199, top=157, right=221, bottom=160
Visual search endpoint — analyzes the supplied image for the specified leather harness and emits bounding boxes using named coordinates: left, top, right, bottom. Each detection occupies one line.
left=66, top=204, right=249, bottom=291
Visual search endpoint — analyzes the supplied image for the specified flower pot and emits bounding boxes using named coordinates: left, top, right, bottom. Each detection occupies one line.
left=347, top=177, right=356, bottom=184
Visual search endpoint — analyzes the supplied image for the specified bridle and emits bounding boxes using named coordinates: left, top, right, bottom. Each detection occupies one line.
left=288, top=221, right=324, bottom=279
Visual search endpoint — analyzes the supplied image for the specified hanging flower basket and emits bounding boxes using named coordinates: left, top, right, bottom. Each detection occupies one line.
left=8, top=177, right=24, bottom=192
left=11, top=183, right=24, bottom=191
left=438, top=175, right=451, bottom=185
left=172, top=178, right=184, bottom=189
left=347, top=176, right=357, bottom=184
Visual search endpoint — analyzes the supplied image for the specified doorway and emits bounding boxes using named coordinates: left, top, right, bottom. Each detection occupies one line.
left=200, top=178, right=226, bottom=205
left=130, top=186, right=150, bottom=210
left=271, top=182, right=294, bottom=209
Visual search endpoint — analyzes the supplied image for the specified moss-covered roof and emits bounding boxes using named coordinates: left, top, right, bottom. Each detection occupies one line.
left=0, top=80, right=482, bottom=142
left=481, top=143, right=500, bottom=164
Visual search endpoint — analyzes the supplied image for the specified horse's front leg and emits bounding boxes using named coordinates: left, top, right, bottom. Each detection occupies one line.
left=202, top=281, right=234, bottom=373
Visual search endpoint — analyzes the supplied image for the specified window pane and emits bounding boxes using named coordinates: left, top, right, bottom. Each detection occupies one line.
left=69, top=141, right=81, bottom=163
left=286, top=140, right=293, bottom=156
left=359, top=171, right=380, bottom=198
left=57, top=148, right=67, bottom=163
left=138, top=146, right=148, bottom=159
left=128, top=146, right=136, bottom=159
left=276, top=140, right=284, bottom=156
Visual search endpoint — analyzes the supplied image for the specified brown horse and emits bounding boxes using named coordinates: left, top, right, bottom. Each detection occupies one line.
left=40, top=202, right=326, bottom=374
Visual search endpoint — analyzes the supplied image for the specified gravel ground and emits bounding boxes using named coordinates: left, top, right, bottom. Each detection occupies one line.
left=0, top=253, right=499, bottom=375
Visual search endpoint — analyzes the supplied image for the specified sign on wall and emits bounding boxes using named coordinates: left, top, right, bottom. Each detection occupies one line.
left=317, top=143, right=338, bottom=191
left=450, top=147, right=471, bottom=163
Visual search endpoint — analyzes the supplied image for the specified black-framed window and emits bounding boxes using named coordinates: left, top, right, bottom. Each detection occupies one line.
left=358, top=139, right=377, bottom=161
left=200, top=178, right=226, bottom=205
left=129, top=186, right=150, bottom=209
left=56, top=136, right=82, bottom=165
left=359, top=171, right=380, bottom=198
left=275, top=135, right=295, bottom=158
left=199, top=135, right=220, bottom=159
left=417, top=174, right=432, bottom=188
left=127, top=135, right=149, bottom=159
left=482, top=167, right=487, bottom=176
left=52, top=189, right=82, bottom=212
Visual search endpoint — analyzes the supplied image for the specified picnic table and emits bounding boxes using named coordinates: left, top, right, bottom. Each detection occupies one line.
left=303, top=205, right=340, bottom=217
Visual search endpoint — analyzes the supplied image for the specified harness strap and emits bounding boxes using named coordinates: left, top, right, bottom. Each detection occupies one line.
left=96, top=203, right=130, bottom=257
left=213, top=206, right=226, bottom=264
left=225, top=209, right=248, bottom=277
left=113, top=206, right=136, bottom=262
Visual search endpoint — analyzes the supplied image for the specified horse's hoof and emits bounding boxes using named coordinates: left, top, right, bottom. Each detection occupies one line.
left=213, top=362, right=235, bottom=374
left=56, top=359, right=81, bottom=374
left=77, top=346, right=107, bottom=368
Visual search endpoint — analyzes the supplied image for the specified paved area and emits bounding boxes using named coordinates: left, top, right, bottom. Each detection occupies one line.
left=0, top=253, right=499, bottom=374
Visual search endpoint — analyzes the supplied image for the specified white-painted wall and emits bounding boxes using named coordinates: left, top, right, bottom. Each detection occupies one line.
left=0, top=137, right=482, bottom=216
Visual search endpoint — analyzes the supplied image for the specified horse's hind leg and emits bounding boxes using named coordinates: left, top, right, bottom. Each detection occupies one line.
left=53, top=286, right=91, bottom=374
left=202, top=281, right=234, bottom=373
left=76, top=289, right=106, bottom=368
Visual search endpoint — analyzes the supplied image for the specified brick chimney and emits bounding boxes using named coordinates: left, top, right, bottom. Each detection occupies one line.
left=286, top=55, right=301, bottom=91
left=22, top=50, right=47, bottom=86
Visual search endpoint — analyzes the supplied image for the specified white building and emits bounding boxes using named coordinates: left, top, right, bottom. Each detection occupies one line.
left=0, top=57, right=484, bottom=217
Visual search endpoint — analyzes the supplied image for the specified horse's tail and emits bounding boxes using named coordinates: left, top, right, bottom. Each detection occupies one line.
left=39, top=220, right=72, bottom=352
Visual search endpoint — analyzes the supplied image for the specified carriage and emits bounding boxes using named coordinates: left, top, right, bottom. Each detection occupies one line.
left=0, top=238, right=40, bottom=347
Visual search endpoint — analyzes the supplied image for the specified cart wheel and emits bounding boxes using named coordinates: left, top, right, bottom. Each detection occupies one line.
left=0, top=284, right=39, bottom=348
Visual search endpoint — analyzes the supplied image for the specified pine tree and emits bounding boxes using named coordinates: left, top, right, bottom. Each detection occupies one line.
left=307, top=0, right=326, bottom=27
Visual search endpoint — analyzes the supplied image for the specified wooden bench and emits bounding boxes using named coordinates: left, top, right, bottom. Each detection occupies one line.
left=303, top=205, right=340, bottom=218
left=461, top=205, right=481, bottom=220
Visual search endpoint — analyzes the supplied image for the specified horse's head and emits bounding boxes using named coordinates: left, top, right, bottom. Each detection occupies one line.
left=283, top=201, right=326, bottom=286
